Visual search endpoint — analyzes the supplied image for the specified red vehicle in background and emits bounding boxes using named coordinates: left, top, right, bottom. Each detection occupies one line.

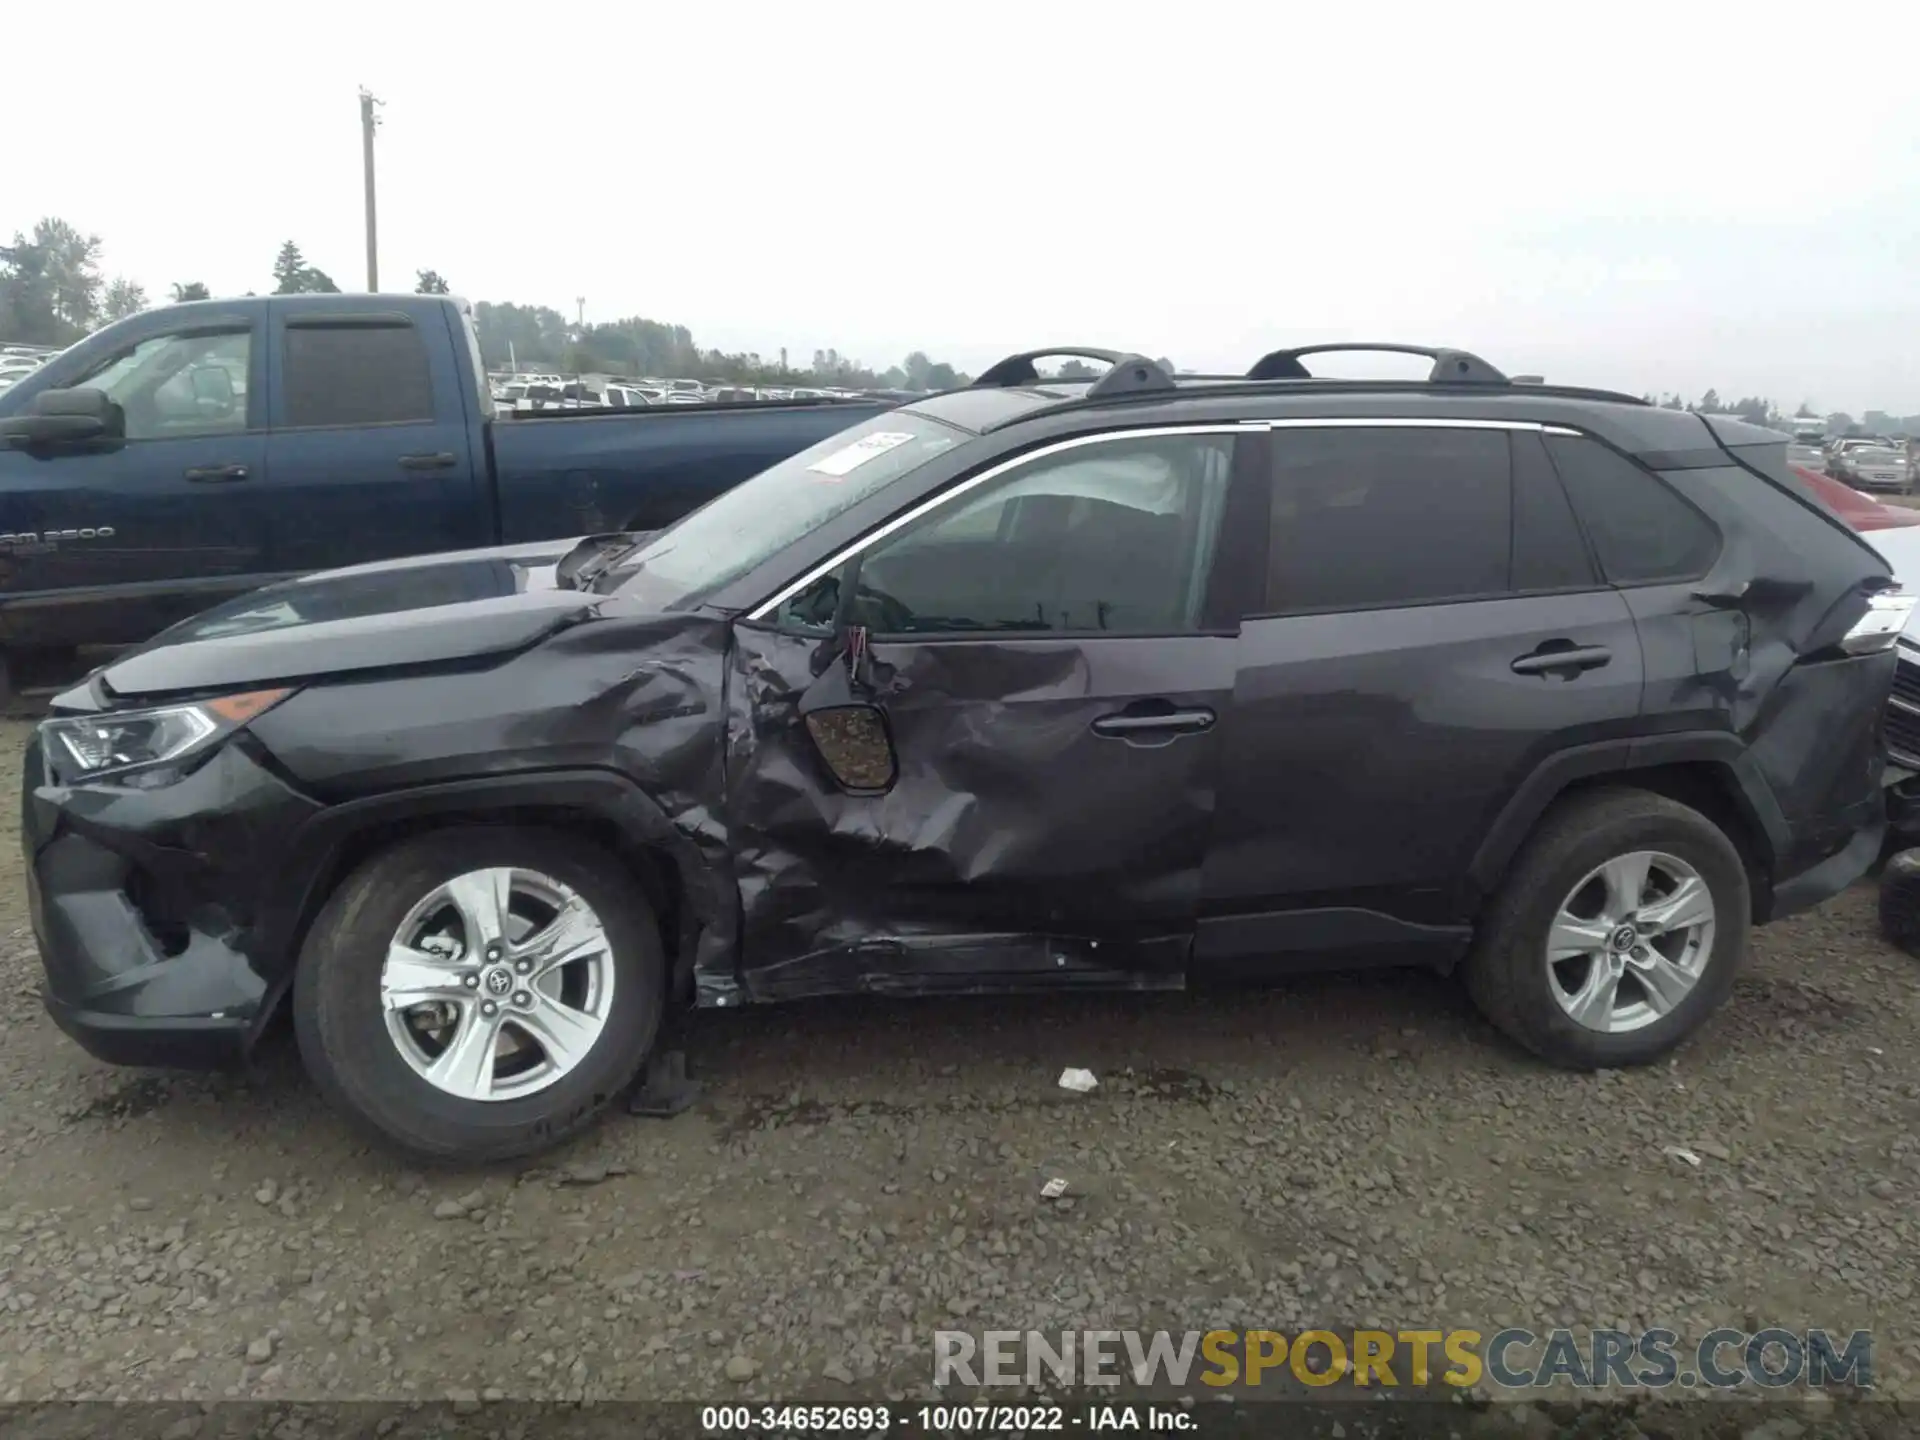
left=1794, top=464, right=1920, bottom=532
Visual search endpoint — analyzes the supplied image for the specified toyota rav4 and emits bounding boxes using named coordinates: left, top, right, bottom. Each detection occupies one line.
left=23, top=344, right=1908, bottom=1162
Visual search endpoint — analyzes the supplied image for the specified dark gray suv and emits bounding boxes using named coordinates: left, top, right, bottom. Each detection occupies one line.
left=24, top=344, right=1909, bottom=1162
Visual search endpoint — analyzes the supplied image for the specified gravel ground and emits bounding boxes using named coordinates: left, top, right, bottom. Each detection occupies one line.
left=3, top=714, right=1919, bottom=1437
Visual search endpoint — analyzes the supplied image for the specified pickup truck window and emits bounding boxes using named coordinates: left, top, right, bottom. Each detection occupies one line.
left=284, top=321, right=435, bottom=429
left=77, top=329, right=251, bottom=440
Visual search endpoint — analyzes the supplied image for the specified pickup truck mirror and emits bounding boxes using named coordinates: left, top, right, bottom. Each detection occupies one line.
left=0, top=386, right=125, bottom=447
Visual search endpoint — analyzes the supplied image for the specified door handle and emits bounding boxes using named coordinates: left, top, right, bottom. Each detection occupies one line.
left=1511, top=642, right=1612, bottom=678
left=398, top=451, right=458, bottom=471
left=1091, top=706, right=1216, bottom=738
left=183, top=464, right=249, bottom=483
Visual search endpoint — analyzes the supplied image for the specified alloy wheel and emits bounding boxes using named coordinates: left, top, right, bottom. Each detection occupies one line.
left=1544, top=850, right=1717, bottom=1034
left=378, top=867, right=615, bottom=1101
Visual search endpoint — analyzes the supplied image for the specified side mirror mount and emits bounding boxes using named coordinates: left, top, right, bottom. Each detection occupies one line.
left=0, top=386, right=125, bottom=447
left=798, top=626, right=898, bottom=794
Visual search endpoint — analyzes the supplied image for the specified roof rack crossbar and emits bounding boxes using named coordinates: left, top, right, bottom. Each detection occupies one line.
left=1246, top=343, right=1509, bottom=386
left=972, top=347, right=1129, bottom=388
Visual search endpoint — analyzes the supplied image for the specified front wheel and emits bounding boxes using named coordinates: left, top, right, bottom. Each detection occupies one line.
left=293, top=827, right=664, bottom=1163
left=1463, top=789, right=1750, bottom=1069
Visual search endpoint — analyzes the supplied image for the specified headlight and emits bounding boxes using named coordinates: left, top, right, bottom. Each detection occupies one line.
left=41, top=688, right=293, bottom=785
left=1843, top=591, right=1919, bottom=655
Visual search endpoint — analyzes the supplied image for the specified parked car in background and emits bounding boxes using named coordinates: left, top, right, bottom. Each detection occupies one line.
left=0, top=293, right=891, bottom=698
left=1856, top=521, right=1920, bottom=845
left=1787, top=439, right=1827, bottom=472
left=1840, top=444, right=1912, bottom=494
left=22, top=342, right=1903, bottom=1161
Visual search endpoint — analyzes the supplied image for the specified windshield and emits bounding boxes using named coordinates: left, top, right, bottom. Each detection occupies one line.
left=614, top=411, right=965, bottom=609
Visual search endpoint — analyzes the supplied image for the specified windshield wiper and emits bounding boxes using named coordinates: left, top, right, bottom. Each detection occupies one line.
left=556, top=532, right=663, bottom=592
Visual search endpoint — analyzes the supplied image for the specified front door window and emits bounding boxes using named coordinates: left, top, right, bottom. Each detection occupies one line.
left=779, top=431, right=1235, bottom=636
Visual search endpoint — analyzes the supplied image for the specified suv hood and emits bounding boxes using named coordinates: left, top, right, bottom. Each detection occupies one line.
left=95, top=538, right=606, bottom=702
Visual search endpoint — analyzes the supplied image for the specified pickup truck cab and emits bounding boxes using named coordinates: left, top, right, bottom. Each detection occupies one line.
left=0, top=294, right=888, bottom=696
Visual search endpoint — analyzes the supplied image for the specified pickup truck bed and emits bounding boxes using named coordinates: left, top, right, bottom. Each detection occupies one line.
left=0, top=294, right=887, bottom=674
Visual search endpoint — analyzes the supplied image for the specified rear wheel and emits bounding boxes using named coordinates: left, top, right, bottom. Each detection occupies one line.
left=1463, top=789, right=1750, bottom=1069
left=294, top=827, right=664, bottom=1163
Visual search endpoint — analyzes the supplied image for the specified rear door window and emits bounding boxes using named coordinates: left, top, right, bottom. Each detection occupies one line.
left=282, top=321, right=435, bottom=429
left=1511, top=430, right=1599, bottom=591
left=1264, top=426, right=1513, bottom=613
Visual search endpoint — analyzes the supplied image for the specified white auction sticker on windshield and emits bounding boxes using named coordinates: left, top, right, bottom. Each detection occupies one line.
left=807, top=431, right=917, bottom=478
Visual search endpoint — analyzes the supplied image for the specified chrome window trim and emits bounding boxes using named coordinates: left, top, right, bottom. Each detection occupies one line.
left=1256, top=417, right=1579, bottom=435
left=744, top=416, right=1577, bottom=622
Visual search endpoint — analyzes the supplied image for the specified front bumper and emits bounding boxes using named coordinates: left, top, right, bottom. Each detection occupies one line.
left=24, top=732, right=325, bottom=1071
left=44, top=994, right=252, bottom=1068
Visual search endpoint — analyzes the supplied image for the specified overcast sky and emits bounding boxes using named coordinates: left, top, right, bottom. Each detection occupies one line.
left=8, top=2, right=1917, bottom=413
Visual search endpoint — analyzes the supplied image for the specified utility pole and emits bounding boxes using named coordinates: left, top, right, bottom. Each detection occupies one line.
left=359, top=87, right=383, bottom=291
left=575, top=297, right=586, bottom=328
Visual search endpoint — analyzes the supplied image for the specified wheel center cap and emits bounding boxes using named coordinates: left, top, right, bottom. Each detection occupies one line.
left=1608, top=923, right=1639, bottom=953
left=482, top=965, right=515, bottom=997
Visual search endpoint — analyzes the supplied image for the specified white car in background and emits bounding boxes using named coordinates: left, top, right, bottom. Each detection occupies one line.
left=1865, top=523, right=1920, bottom=840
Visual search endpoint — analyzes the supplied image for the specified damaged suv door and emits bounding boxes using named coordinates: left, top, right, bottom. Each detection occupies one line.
left=724, top=428, right=1262, bottom=999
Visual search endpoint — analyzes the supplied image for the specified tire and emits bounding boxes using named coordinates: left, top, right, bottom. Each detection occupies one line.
left=1463, top=788, right=1750, bottom=1069
left=293, top=826, right=665, bottom=1164
left=1878, top=849, right=1920, bottom=958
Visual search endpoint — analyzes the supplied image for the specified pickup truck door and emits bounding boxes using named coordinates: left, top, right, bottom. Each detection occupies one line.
left=0, top=312, right=274, bottom=651
left=262, top=304, right=487, bottom=575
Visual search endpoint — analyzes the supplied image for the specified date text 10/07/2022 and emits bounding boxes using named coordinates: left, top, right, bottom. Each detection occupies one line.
left=701, top=1403, right=1195, bottom=1432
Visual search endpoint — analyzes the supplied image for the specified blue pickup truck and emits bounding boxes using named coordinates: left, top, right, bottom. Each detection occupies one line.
left=0, top=293, right=888, bottom=696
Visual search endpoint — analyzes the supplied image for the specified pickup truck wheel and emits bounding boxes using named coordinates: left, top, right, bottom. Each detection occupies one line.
left=1463, top=789, right=1749, bottom=1069
left=293, top=827, right=664, bottom=1164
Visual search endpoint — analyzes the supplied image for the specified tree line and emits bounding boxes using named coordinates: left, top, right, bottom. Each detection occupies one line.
left=12, top=216, right=1907, bottom=420
left=1641, top=389, right=1919, bottom=438
left=0, top=216, right=977, bottom=391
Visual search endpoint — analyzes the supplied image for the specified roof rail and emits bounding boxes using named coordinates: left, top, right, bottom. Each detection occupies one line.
left=972, top=347, right=1128, bottom=388
left=1246, top=343, right=1508, bottom=385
